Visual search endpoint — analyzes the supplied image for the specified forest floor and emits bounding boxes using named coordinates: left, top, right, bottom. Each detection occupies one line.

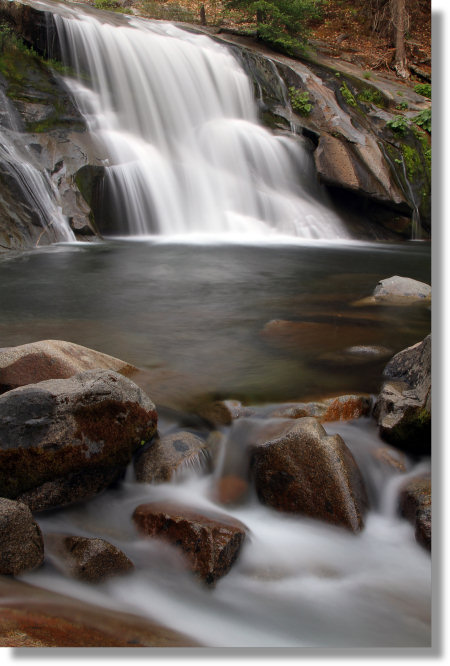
left=132, top=0, right=431, bottom=81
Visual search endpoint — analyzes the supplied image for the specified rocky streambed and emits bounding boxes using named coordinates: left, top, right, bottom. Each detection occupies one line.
left=0, top=268, right=431, bottom=646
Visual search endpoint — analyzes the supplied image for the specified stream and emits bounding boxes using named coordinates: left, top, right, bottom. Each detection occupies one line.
left=0, top=239, right=431, bottom=647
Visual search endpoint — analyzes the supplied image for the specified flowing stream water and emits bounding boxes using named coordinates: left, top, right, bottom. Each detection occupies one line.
left=1, top=2, right=432, bottom=648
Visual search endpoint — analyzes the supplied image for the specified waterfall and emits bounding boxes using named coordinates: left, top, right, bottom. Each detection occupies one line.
left=53, top=12, right=349, bottom=240
left=0, top=88, right=75, bottom=245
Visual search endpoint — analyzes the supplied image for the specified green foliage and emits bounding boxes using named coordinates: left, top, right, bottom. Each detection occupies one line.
left=414, top=83, right=431, bottom=99
left=0, top=21, right=34, bottom=58
left=140, top=0, right=195, bottom=21
left=94, top=0, right=132, bottom=12
left=225, top=1, right=323, bottom=54
left=357, top=87, right=385, bottom=107
left=386, top=115, right=409, bottom=135
left=362, top=71, right=372, bottom=80
left=396, top=101, right=409, bottom=110
left=288, top=87, right=313, bottom=115
left=339, top=81, right=357, bottom=107
left=413, top=108, right=431, bottom=133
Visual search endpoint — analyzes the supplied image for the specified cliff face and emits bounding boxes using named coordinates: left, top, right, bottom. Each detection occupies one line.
left=0, top=1, right=431, bottom=249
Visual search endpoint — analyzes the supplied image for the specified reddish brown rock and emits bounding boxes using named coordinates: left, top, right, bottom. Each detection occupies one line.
left=0, top=577, right=199, bottom=647
left=134, top=431, right=210, bottom=483
left=44, top=534, right=134, bottom=582
left=261, top=319, right=380, bottom=353
left=211, top=475, right=249, bottom=506
left=371, top=446, right=407, bottom=472
left=16, top=467, right=123, bottom=513
left=249, top=417, right=368, bottom=532
left=0, top=339, right=137, bottom=394
left=269, top=394, right=372, bottom=422
left=399, top=475, right=431, bottom=551
left=0, top=498, right=44, bottom=575
left=133, top=501, right=247, bottom=585
left=0, top=370, right=157, bottom=509
left=196, top=399, right=253, bottom=426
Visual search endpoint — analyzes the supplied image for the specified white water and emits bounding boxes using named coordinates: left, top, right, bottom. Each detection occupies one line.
left=0, top=90, right=74, bottom=244
left=53, top=11, right=349, bottom=239
left=21, top=416, right=431, bottom=648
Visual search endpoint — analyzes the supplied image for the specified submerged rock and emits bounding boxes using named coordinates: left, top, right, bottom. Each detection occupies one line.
left=211, top=475, right=249, bottom=506
left=269, top=394, right=372, bottom=422
left=45, top=534, right=134, bottom=582
left=134, top=431, right=210, bottom=483
left=398, top=475, right=431, bottom=551
left=0, top=339, right=138, bottom=394
left=0, top=369, right=157, bottom=509
left=0, top=498, right=44, bottom=575
left=261, top=318, right=380, bottom=353
left=195, top=399, right=250, bottom=426
left=374, top=335, right=431, bottom=454
left=0, top=576, right=200, bottom=646
left=132, top=501, right=247, bottom=585
left=249, top=417, right=368, bottom=532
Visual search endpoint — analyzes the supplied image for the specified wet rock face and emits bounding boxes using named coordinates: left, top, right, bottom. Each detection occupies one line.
left=269, top=394, right=372, bottom=422
left=0, top=576, right=200, bottom=647
left=135, top=430, right=210, bottom=483
left=0, top=369, right=157, bottom=508
left=398, top=475, right=431, bottom=551
left=249, top=417, right=368, bottom=532
left=45, top=534, right=134, bottom=582
left=0, top=339, right=138, bottom=394
left=0, top=498, right=44, bottom=575
left=374, top=335, right=431, bottom=455
left=133, top=502, right=247, bottom=585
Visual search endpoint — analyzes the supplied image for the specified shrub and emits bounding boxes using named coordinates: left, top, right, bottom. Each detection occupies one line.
left=386, top=115, right=409, bottom=135
left=357, top=87, right=385, bottom=107
left=413, top=108, right=431, bottom=133
left=414, top=83, right=431, bottom=99
left=224, top=1, right=324, bottom=55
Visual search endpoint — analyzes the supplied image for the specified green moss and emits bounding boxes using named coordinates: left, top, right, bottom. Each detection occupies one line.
left=357, top=87, right=386, bottom=108
left=260, top=110, right=290, bottom=130
left=340, top=81, right=357, bottom=107
left=402, top=144, right=422, bottom=182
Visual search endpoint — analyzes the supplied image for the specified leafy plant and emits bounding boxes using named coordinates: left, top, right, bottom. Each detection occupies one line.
left=289, top=87, right=313, bottom=115
left=357, top=87, right=385, bottom=107
left=413, top=108, right=431, bottom=133
left=414, top=83, right=431, bottom=99
left=363, top=71, right=372, bottom=80
left=386, top=115, right=409, bottom=135
left=94, top=0, right=132, bottom=13
left=396, top=101, right=409, bottom=110
left=340, top=81, right=357, bottom=107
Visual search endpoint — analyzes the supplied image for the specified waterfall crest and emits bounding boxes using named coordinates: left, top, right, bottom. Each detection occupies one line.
left=54, top=13, right=349, bottom=239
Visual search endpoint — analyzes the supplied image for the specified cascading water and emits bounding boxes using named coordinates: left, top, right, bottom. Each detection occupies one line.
left=52, top=11, right=349, bottom=239
left=0, top=88, right=75, bottom=245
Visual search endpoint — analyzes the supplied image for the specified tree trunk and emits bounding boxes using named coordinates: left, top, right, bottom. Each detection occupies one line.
left=392, top=0, right=410, bottom=78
